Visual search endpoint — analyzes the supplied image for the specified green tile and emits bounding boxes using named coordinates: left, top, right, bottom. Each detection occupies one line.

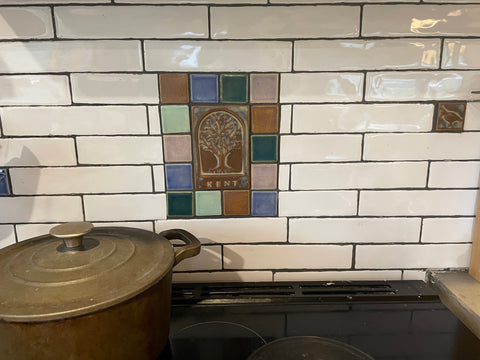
left=220, top=74, right=248, bottom=103
left=161, top=105, right=190, bottom=133
left=167, top=192, right=193, bottom=217
left=195, top=191, right=222, bottom=216
left=251, top=135, right=278, bottom=162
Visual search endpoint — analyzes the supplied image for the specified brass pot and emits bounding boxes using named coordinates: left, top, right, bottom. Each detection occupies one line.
left=0, top=222, right=201, bottom=360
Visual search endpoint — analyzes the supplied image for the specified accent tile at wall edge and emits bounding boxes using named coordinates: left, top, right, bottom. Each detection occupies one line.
left=279, top=191, right=357, bottom=217
left=421, top=218, right=475, bottom=243
left=0, top=7, right=53, bottom=39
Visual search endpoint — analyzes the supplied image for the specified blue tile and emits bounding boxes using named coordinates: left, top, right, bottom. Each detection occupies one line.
left=190, top=74, right=218, bottom=103
left=0, top=170, right=9, bottom=196
left=251, top=191, right=277, bottom=216
left=165, top=164, right=193, bottom=190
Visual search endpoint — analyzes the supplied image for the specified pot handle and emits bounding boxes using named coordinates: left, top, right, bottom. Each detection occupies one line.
left=159, top=229, right=201, bottom=266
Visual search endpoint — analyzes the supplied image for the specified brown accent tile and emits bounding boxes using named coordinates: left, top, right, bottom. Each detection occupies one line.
left=435, top=102, right=466, bottom=131
left=250, top=73, right=278, bottom=103
left=251, top=105, right=279, bottom=133
left=159, top=73, right=189, bottom=104
left=251, top=164, right=277, bottom=190
left=163, top=135, right=192, bottom=162
left=224, top=190, right=250, bottom=216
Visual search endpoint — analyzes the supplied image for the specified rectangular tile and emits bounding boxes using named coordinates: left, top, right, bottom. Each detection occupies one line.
left=279, top=191, right=357, bottom=217
left=0, top=7, right=53, bottom=39
left=0, top=75, right=71, bottom=105
left=0, top=106, right=148, bottom=136
left=144, top=41, right=291, bottom=72
left=278, top=165, right=290, bottom=191
left=359, top=190, right=477, bottom=216
left=84, top=194, right=166, bottom=221
left=76, top=136, right=163, bottom=165
left=363, top=5, right=480, bottom=37
left=148, top=106, right=161, bottom=135
left=443, top=39, right=480, bottom=70
left=402, top=271, right=426, bottom=281
left=71, top=74, right=159, bottom=104
left=292, top=104, right=434, bottom=133
left=274, top=271, right=402, bottom=282
left=10, top=166, right=152, bottom=195
left=0, top=138, right=76, bottom=166
left=465, top=103, right=480, bottom=130
left=211, top=6, right=360, bottom=39
left=0, top=225, right=16, bottom=250
left=224, top=244, right=352, bottom=269
left=152, top=165, right=165, bottom=192
left=173, top=245, right=222, bottom=272
left=272, top=0, right=418, bottom=2
left=173, top=271, right=273, bottom=283
left=295, top=39, right=439, bottom=71
left=3, top=0, right=107, bottom=3
left=54, top=6, right=207, bottom=38
left=280, top=105, right=292, bottom=134
left=281, top=73, right=363, bottom=103
left=289, top=218, right=421, bottom=244
left=421, top=217, right=475, bottom=243
left=429, top=161, right=480, bottom=188
left=364, top=133, right=480, bottom=161
left=291, top=162, right=427, bottom=190
left=356, top=244, right=471, bottom=269
left=118, top=0, right=266, bottom=3
left=280, top=135, right=362, bottom=163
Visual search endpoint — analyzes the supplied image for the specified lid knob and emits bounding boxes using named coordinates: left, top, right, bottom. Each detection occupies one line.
left=49, top=222, right=94, bottom=250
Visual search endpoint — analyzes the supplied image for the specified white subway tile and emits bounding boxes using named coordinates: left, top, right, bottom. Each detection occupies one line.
left=364, top=133, right=480, bottom=161
left=279, top=191, right=357, bottom=217
left=119, top=0, right=266, bottom=3
left=173, top=271, right=273, bottom=283
left=76, top=136, right=163, bottom=165
left=278, top=164, right=290, bottom=191
left=155, top=218, right=287, bottom=244
left=0, top=7, right=53, bottom=39
left=0, top=225, right=16, bottom=249
left=289, top=218, right=421, bottom=244
left=295, top=39, right=439, bottom=71
left=429, top=161, right=480, bottom=188
left=272, top=0, right=417, bottom=2
left=93, top=221, right=154, bottom=231
left=280, top=105, right=292, bottom=134
left=274, top=270, right=402, bottom=282
left=0, top=196, right=83, bottom=223
left=359, top=190, right=477, bottom=216
left=10, top=166, right=152, bottom=195
left=0, top=138, right=76, bottom=167
left=291, top=162, right=427, bottom=190
left=443, top=40, right=480, bottom=69
left=144, top=41, right=292, bottom=72
left=0, top=106, right=148, bottom=136
left=292, top=104, right=434, bottom=133
left=55, top=6, right=208, bottom=39
left=0, top=75, right=71, bottom=105
left=173, top=245, right=222, bottom=272
left=148, top=106, right=161, bottom=135
left=211, top=6, right=359, bottom=39
left=464, top=102, right=480, bottom=130
left=365, top=71, right=480, bottom=101
left=356, top=244, right=471, bottom=269
left=153, top=165, right=165, bottom=192
left=71, top=74, right=159, bottom=104
left=421, top=217, right=475, bottom=243
left=0, top=41, right=142, bottom=73
left=4, top=0, right=108, bottom=3
left=84, top=194, right=166, bottom=221
left=402, top=270, right=426, bottom=281
left=363, top=5, right=480, bottom=37
left=224, top=244, right=352, bottom=269
left=281, top=73, right=363, bottom=103
left=280, top=135, right=362, bottom=163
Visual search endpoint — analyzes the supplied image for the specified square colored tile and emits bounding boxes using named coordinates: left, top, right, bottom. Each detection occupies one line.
left=167, top=192, right=194, bottom=217
left=220, top=74, right=248, bottom=103
left=250, top=73, right=278, bottom=103
left=251, top=164, right=277, bottom=190
left=435, top=102, right=466, bottom=131
left=224, top=190, right=250, bottom=216
left=159, top=73, right=189, bottom=103
left=251, top=191, right=277, bottom=216
left=165, top=164, right=193, bottom=190
left=164, top=135, right=192, bottom=162
left=161, top=105, right=190, bottom=134
left=251, top=135, right=278, bottom=162
left=190, top=74, right=218, bottom=103
left=251, top=105, right=279, bottom=133
left=0, top=169, right=9, bottom=196
left=196, top=191, right=222, bottom=216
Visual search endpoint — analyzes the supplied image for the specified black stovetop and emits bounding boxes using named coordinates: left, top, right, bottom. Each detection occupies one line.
left=159, top=281, right=480, bottom=360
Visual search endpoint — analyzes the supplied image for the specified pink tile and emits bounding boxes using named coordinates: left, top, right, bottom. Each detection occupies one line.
left=251, top=164, right=277, bottom=189
left=250, top=73, right=278, bottom=103
left=164, top=135, right=192, bottom=162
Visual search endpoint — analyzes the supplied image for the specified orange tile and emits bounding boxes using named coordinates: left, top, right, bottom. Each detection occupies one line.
left=159, top=73, right=189, bottom=103
left=251, top=105, right=279, bottom=133
left=223, top=190, right=250, bottom=216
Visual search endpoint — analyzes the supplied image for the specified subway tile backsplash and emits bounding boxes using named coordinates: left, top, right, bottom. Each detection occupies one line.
left=1, top=1, right=479, bottom=283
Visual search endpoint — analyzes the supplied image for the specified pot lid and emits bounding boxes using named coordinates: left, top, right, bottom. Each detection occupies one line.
left=0, top=222, right=174, bottom=322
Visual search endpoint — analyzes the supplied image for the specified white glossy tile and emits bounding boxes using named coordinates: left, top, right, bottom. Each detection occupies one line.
left=443, top=40, right=480, bottom=69
left=0, top=7, right=53, bottom=39
left=55, top=6, right=207, bottom=38
left=280, top=135, right=362, bottom=163
left=119, top=0, right=266, bottom=2
left=15, top=223, right=59, bottom=241
left=173, top=271, right=273, bottom=283
left=173, top=246, right=222, bottom=272
left=278, top=164, right=290, bottom=191
left=295, top=39, right=439, bottom=71
left=148, top=106, right=161, bottom=135
left=211, top=6, right=359, bottom=39
left=0, top=75, right=71, bottom=105
left=465, top=103, right=480, bottom=130
left=4, top=0, right=107, bottom=3
left=292, top=104, right=434, bottom=133
left=274, top=271, right=402, bottom=282
left=273, top=0, right=417, bottom=2
left=363, top=5, right=480, bottom=37
left=0, top=106, right=148, bottom=136
left=281, top=73, right=363, bottom=103
left=278, top=191, right=357, bottom=217
left=429, top=161, right=480, bottom=188
left=144, top=41, right=291, bottom=72
left=421, top=218, right=475, bottom=243
left=92, top=222, right=154, bottom=231
left=280, top=105, right=292, bottom=134
left=0, top=225, right=16, bottom=250
left=289, top=218, right=421, bottom=244
left=402, top=271, right=426, bottom=281
left=152, top=165, right=165, bottom=192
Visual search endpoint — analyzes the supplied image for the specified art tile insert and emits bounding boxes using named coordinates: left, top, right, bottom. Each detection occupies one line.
left=0, top=170, right=10, bottom=196
left=435, top=102, right=466, bottom=131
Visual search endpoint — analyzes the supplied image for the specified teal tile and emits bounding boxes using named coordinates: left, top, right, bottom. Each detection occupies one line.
left=195, top=191, right=222, bottom=216
left=161, top=105, right=190, bottom=133
left=167, top=192, right=193, bottom=217
left=220, top=74, right=248, bottom=103
left=251, top=135, right=278, bottom=162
